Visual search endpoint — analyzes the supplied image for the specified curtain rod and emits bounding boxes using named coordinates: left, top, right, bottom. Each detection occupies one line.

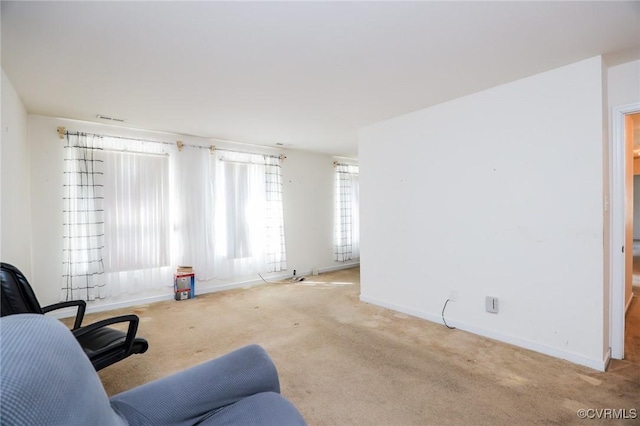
left=57, top=126, right=285, bottom=160
left=333, top=161, right=359, bottom=167
left=216, top=147, right=286, bottom=161
left=59, top=127, right=174, bottom=146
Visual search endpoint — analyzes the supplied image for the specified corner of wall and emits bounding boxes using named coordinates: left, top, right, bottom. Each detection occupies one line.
left=1, top=69, right=32, bottom=276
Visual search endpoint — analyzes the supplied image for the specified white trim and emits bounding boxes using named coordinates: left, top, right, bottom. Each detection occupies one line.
left=46, top=262, right=360, bottom=319
left=610, top=102, right=640, bottom=359
left=319, top=261, right=360, bottom=274
left=360, top=295, right=608, bottom=371
left=603, top=347, right=612, bottom=371
left=266, top=262, right=360, bottom=280
left=625, top=292, right=635, bottom=313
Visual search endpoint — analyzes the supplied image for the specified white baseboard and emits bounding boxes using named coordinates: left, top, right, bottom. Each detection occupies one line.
left=317, top=262, right=360, bottom=275
left=46, top=293, right=176, bottom=319
left=47, top=263, right=360, bottom=319
left=359, top=294, right=607, bottom=372
left=254, top=262, right=359, bottom=282
left=603, top=347, right=612, bottom=371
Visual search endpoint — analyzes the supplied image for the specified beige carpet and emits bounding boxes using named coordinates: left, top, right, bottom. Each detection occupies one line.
left=73, top=268, right=639, bottom=425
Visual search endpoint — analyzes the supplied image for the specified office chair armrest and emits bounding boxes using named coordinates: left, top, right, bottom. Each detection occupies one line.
left=72, top=314, right=140, bottom=356
left=42, top=300, right=87, bottom=330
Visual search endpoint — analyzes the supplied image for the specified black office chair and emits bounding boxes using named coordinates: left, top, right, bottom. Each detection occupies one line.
left=0, top=262, right=149, bottom=371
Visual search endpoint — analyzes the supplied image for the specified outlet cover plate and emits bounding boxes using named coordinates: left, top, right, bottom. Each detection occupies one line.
left=486, top=296, right=499, bottom=313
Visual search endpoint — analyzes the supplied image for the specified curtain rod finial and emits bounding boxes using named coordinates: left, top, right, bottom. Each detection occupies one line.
left=177, top=141, right=184, bottom=152
left=210, top=145, right=216, bottom=153
left=280, top=154, right=286, bottom=160
left=57, top=126, right=66, bottom=139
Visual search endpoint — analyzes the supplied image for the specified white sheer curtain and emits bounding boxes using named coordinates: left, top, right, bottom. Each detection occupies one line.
left=335, top=163, right=360, bottom=262
left=62, top=134, right=288, bottom=299
left=101, top=137, right=173, bottom=295
left=171, top=146, right=216, bottom=280
left=212, top=150, right=287, bottom=278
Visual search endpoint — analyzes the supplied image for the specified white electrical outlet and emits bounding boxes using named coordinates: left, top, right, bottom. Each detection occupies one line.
left=486, top=296, right=499, bottom=313
left=449, top=291, right=457, bottom=302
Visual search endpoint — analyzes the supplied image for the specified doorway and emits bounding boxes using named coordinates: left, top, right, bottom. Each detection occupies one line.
left=626, top=113, right=640, bottom=362
left=611, top=104, right=640, bottom=361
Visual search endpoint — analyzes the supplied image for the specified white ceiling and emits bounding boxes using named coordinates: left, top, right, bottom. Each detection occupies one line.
left=2, top=1, right=639, bottom=157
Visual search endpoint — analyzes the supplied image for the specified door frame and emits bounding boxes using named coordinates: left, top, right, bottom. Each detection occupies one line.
left=610, top=102, right=640, bottom=359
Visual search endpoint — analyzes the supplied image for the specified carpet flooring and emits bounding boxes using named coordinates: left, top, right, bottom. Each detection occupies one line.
left=75, top=267, right=639, bottom=425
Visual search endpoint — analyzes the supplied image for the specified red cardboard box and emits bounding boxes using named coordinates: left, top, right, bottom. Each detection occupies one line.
left=174, top=272, right=195, bottom=300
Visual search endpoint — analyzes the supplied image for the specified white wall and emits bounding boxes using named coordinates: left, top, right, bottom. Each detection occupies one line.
left=608, top=60, right=640, bottom=109
left=283, top=150, right=343, bottom=272
left=27, top=115, right=357, bottom=309
left=1, top=70, right=32, bottom=275
left=359, top=56, right=606, bottom=370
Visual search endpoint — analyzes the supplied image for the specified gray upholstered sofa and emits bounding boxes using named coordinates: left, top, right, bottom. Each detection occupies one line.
left=0, top=314, right=306, bottom=425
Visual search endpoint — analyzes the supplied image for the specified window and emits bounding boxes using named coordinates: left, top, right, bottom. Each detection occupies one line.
left=62, top=133, right=172, bottom=301
left=62, top=133, right=287, bottom=301
left=102, top=151, right=170, bottom=272
left=219, top=161, right=257, bottom=260
left=335, top=163, right=360, bottom=262
left=213, top=151, right=287, bottom=277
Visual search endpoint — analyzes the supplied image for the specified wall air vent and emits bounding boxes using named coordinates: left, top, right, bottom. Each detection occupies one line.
left=96, top=114, right=126, bottom=123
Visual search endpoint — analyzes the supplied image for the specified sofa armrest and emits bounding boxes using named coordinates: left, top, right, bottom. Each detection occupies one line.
left=110, top=344, right=281, bottom=424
